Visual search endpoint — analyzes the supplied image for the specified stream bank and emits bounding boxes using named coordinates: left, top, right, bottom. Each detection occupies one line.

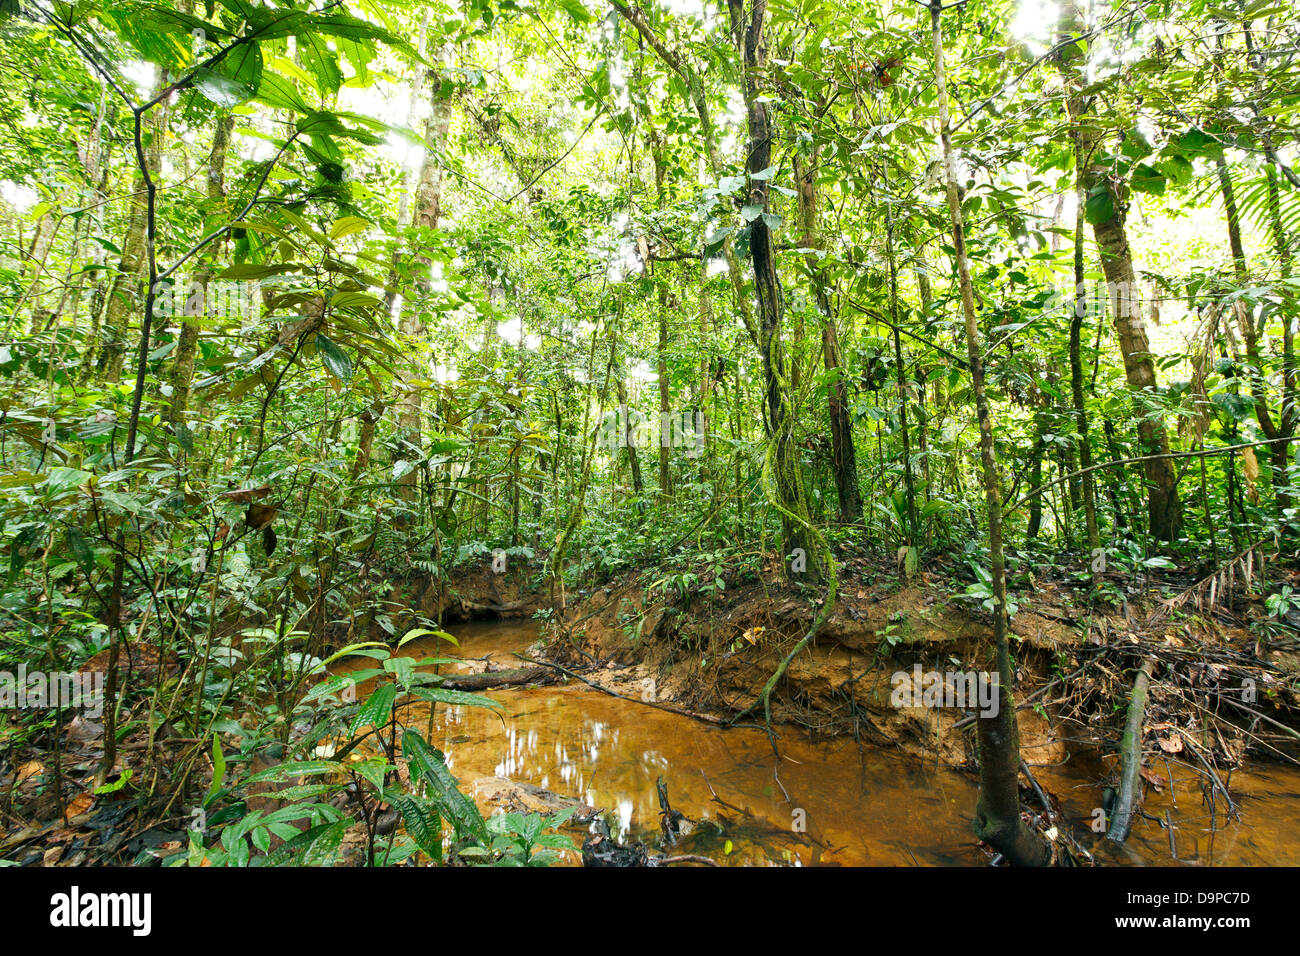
left=351, top=552, right=1300, bottom=864
left=342, top=615, right=1300, bottom=866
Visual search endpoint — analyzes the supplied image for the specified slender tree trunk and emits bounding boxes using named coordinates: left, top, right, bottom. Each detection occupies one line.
left=396, top=56, right=452, bottom=511
left=1027, top=424, right=1045, bottom=540
left=616, top=374, right=644, bottom=494
left=879, top=167, right=917, bottom=545
left=794, top=150, right=861, bottom=523
left=1071, top=185, right=1102, bottom=565
left=650, top=141, right=674, bottom=500
left=95, top=74, right=169, bottom=382
left=733, top=0, right=821, bottom=582
left=169, top=114, right=234, bottom=426
left=1058, top=1, right=1180, bottom=541
left=1217, top=156, right=1292, bottom=515
left=931, top=0, right=1048, bottom=866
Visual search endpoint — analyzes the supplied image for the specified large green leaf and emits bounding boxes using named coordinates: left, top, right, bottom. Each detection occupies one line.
left=391, top=795, right=443, bottom=861
left=403, top=730, right=487, bottom=844
left=298, top=33, right=343, bottom=96
left=255, top=72, right=311, bottom=115
left=316, top=332, right=353, bottom=381
left=411, top=686, right=504, bottom=711
left=1084, top=186, right=1115, bottom=225
left=350, top=682, right=396, bottom=735
left=557, top=0, right=594, bottom=22
left=243, top=760, right=343, bottom=784
left=194, top=40, right=263, bottom=106
left=263, top=819, right=348, bottom=866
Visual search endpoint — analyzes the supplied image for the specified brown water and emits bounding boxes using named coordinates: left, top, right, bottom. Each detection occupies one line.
left=335, top=619, right=1300, bottom=866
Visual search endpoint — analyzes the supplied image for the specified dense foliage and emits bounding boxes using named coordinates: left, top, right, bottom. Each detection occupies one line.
left=1, top=0, right=1298, bottom=865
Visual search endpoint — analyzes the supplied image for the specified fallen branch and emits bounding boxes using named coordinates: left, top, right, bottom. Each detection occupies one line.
left=515, top=655, right=747, bottom=727
left=438, top=666, right=555, bottom=691
left=654, top=854, right=719, bottom=866
left=1108, top=659, right=1153, bottom=843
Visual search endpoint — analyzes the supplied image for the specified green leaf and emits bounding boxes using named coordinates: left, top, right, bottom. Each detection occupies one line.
left=353, top=756, right=388, bottom=791
left=66, top=527, right=95, bottom=573
left=93, top=768, right=133, bottom=795
left=329, top=291, right=380, bottom=310
left=411, top=687, right=504, bottom=710
left=205, top=734, right=226, bottom=808
left=193, top=68, right=253, bottom=108
left=319, top=642, right=389, bottom=668
left=399, top=627, right=458, bottom=647
left=557, top=0, right=594, bottom=22
left=255, top=72, right=311, bottom=115
left=298, top=33, right=343, bottom=96
left=243, top=760, right=342, bottom=784
left=383, top=655, right=415, bottom=689
left=1130, top=163, right=1166, bottom=196
left=316, top=333, right=353, bottom=381
left=330, top=216, right=371, bottom=241
left=391, top=795, right=442, bottom=860
left=350, top=682, right=397, bottom=736
left=208, top=40, right=264, bottom=105
left=1158, top=154, right=1194, bottom=186
left=703, top=226, right=733, bottom=258
left=1084, top=186, right=1115, bottom=225
left=272, top=819, right=348, bottom=866
left=1174, top=126, right=1224, bottom=162
left=403, top=730, right=488, bottom=843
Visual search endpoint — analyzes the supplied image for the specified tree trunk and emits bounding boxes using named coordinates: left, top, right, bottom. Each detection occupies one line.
left=1071, top=184, right=1102, bottom=564
left=1058, top=1, right=1180, bottom=541
left=1217, top=156, right=1292, bottom=516
left=96, top=72, right=169, bottom=382
left=396, top=58, right=452, bottom=511
left=733, top=0, right=821, bottom=582
left=615, top=377, right=644, bottom=495
left=169, top=113, right=234, bottom=426
left=931, top=0, right=1048, bottom=866
left=794, top=149, right=861, bottom=523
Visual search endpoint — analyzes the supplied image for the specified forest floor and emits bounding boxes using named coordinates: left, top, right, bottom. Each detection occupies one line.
left=6, top=547, right=1300, bottom=866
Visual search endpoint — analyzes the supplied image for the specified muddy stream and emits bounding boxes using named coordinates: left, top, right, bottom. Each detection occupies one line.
left=334, top=619, right=1300, bottom=866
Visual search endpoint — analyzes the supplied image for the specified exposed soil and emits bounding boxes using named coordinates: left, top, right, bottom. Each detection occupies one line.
left=446, top=552, right=1300, bottom=773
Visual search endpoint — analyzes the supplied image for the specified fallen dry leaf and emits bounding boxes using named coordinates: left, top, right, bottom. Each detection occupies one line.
left=66, top=714, right=103, bottom=744
left=1157, top=734, right=1184, bottom=754
left=220, top=485, right=272, bottom=503
left=1140, top=767, right=1166, bottom=789
left=64, top=791, right=95, bottom=817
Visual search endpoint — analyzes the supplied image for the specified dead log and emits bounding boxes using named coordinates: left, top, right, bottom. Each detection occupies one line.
left=1108, top=659, right=1153, bottom=843
left=456, top=599, right=528, bottom=616
left=656, top=775, right=686, bottom=846
left=438, top=666, right=554, bottom=691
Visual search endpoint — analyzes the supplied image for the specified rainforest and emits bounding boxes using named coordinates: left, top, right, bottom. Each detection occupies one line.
left=0, top=0, right=1298, bottom=885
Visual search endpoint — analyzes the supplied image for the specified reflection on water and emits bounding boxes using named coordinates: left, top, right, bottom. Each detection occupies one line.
left=335, top=619, right=1300, bottom=866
